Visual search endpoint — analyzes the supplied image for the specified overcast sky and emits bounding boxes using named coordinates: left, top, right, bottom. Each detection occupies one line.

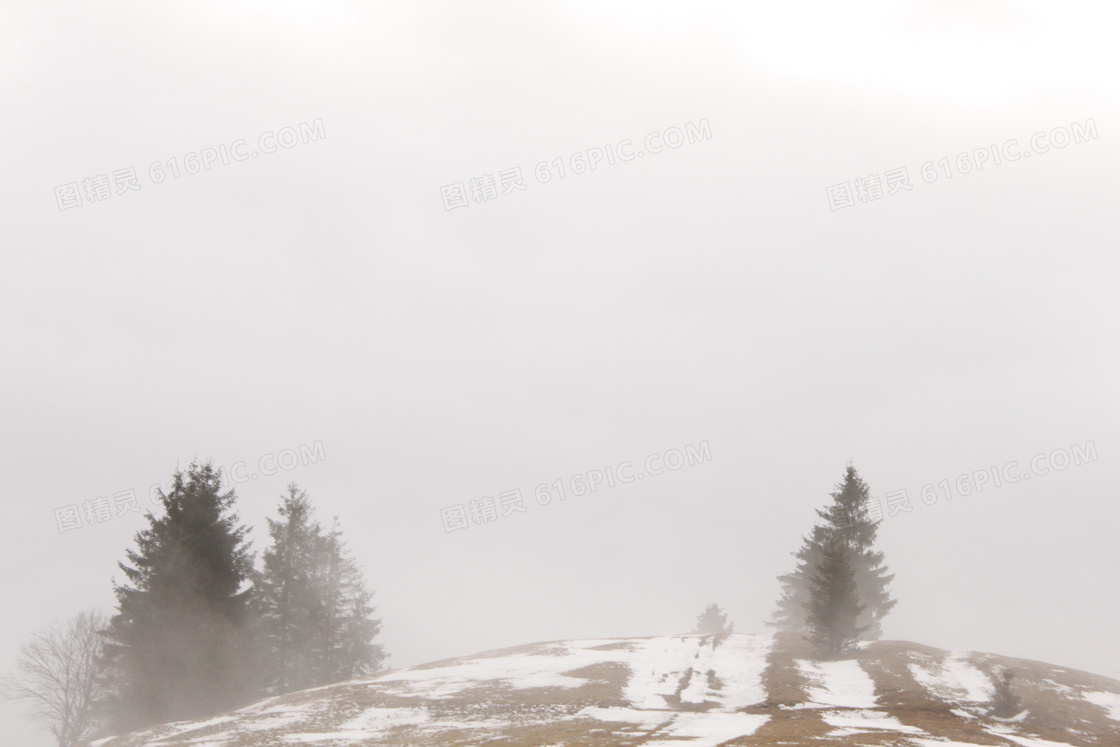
left=2, top=1, right=1118, bottom=744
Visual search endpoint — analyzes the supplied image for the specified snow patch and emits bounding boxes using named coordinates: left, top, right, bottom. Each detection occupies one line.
left=623, top=634, right=771, bottom=711
left=1082, top=690, right=1120, bottom=721
left=821, top=708, right=924, bottom=734
left=281, top=733, right=372, bottom=743
left=910, top=652, right=992, bottom=703
left=237, top=712, right=307, bottom=732
left=576, top=704, right=769, bottom=743
left=796, top=659, right=879, bottom=708
left=907, top=740, right=1008, bottom=747
left=988, top=733, right=1079, bottom=747
left=1042, top=678, right=1075, bottom=695
left=372, top=647, right=617, bottom=697
left=577, top=706, right=670, bottom=729
left=339, top=706, right=430, bottom=731
left=642, top=711, right=770, bottom=746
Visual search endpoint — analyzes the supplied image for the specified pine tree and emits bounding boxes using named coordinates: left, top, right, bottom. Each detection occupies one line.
left=255, top=485, right=322, bottom=694
left=770, top=524, right=828, bottom=634
left=804, top=536, right=867, bottom=658
left=101, top=462, right=257, bottom=731
left=817, top=465, right=896, bottom=637
left=990, top=668, right=1022, bottom=718
left=770, top=464, right=896, bottom=639
left=256, top=486, right=386, bottom=694
left=693, top=604, right=734, bottom=636
left=313, top=521, right=387, bottom=683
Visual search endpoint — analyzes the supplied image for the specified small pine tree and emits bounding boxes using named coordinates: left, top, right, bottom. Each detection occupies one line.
left=990, top=668, right=1022, bottom=718
left=804, top=536, right=867, bottom=659
left=693, top=604, right=734, bottom=636
left=770, top=464, right=896, bottom=639
left=101, top=462, right=256, bottom=731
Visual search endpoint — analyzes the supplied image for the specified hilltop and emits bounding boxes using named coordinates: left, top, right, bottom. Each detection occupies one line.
left=89, top=632, right=1120, bottom=746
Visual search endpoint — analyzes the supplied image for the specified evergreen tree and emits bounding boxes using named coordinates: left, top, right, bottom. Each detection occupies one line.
left=804, top=535, right=867, bottom=658
left=256, top=485, right=386, bottom=694
left=770, top=524, right=829, bottom=634
left=101, top=463, right=256, bottom=731
left=693, top=604, right=734, bottom=636
left=770, top=464, right=896, bottom=638
left=990, top=668, right=1022, bottom=718
left=255, top=485, right=322, bottom=694
left=313, top=520, right=386, bottom=683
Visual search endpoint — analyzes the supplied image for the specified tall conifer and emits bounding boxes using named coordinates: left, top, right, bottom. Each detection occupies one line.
left=256, top=485, right=385, bottom=694
left=101, top=463, right=256, bottom=731
left=770, top=464, right=896, bottom=638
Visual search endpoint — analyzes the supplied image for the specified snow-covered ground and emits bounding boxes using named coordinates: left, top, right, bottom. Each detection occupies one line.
left=1082, top=690, right=1120, bottom=721
left=622, top=632, right=771, bottom=711
left=796, top=658, right=879, bottom=708
left=90, top=633, right=1120, bottom=747
left=821, top=709, right=924, bottom=736
left=910, top=650, right=993, bottom=703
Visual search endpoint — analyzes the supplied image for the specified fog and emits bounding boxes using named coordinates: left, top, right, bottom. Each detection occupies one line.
left=1, top=1, right=1117, bottom=744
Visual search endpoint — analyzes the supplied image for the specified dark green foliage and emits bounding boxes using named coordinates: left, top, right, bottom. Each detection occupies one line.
left=255, top=485, right=319, bottom=694
left=990, top=668, right=1022, bottom=718
left=770, top=464, right=896, bottom=639
left=804, top=536, right=868, bottom=658
left=255, top=485, right=386, bottom=695
left=316, top=523, right=388, bottom=683
left=770, top=524, right=829, bottom=634
left=100, top=462, right=257, bottom=732
left=693, top=604, right=734, bottom=636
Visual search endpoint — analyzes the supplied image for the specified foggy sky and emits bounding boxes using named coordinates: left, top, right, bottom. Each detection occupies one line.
left=2, top=1, right=1118, bottom=744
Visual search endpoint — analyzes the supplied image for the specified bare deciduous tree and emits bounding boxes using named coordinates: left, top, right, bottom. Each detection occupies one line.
left=1, top=610, right=108, bottom=747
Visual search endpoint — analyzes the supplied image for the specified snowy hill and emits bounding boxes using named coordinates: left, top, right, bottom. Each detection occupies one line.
left=89, top=632, right=1120, bottom=746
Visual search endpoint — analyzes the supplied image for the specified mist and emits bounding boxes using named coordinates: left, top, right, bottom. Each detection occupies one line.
left=1, top=1, right=1118, bottom=744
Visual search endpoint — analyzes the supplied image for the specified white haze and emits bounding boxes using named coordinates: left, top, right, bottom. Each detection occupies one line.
left=1, top=1, right=1118, bottom=744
